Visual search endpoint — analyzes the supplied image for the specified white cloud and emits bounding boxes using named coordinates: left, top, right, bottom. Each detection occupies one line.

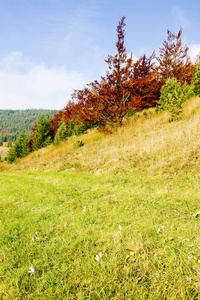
left=172, top=6, right=190, bottom=29
left=189, top=44, right=200, bottom=62
left=0, top=51, right=31, bottom=73
left=0, top=52, right=88, bottom=110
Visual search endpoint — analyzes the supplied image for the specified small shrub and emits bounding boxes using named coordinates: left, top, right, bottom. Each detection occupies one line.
left=143, top=111, right=148, bottom=118
left=126, top=109, right=135, bottom=118
left=73, top=140, right=84, bottom=149
left=155, top=107, right=160, bottom=114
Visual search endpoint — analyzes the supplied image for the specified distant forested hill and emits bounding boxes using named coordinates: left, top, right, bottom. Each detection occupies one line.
left=0, top=109, right=57, bottom=146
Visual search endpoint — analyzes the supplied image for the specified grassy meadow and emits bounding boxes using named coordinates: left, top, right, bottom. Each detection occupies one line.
left=1, top=97, right=200, bottom=299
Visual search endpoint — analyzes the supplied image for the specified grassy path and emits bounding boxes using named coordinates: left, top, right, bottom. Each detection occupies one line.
left=0, top=170, right=200, bottom=299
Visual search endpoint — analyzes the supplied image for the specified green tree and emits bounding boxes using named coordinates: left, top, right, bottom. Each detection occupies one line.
left=54, top=122, right=68, bottom=145
left=33, top=114, right=54, bottom=150
left=6, top=145, right=16, bottom=163
left=15, top=130, right=30, bottom=158
left=181, top=81, right=195, bottom=101
left=6, top=130, right=30, bottom=162
left=158, top=77, right=185, bottom=121
left=192, top=62, right=200, bottom=96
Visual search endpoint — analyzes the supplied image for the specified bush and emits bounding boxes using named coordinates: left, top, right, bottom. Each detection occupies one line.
left=158, top=77, right=185, bottom=121
left=126, top=109, right=135, bottom=118
left=74, top=123, right=88, bottom=135
left=73, top=140, right=84, bottom=149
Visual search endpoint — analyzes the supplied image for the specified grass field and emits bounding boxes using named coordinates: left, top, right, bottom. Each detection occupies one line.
left=0, top=170, right=200, bottom=299
left=0, top=97, right=200, bottom=299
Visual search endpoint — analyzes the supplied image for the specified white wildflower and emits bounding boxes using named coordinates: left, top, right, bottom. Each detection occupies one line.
left=28, top=265, right=34, bottom=275
left=32, top=231, right=38, bottom=242
left=158, top=225, right=164, bottom=233
left=95, top=252, right=102, bottom=262
left=95, top=255, right=100, bottom=261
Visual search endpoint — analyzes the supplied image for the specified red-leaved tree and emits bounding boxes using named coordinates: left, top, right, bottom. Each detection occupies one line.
left=129, top=53, right=161, bottom=111
left=156, top=28, right=195, bottom=85
left=84, top=16, right=134, bottom=128
left=72, top=16, right=160, bottom=129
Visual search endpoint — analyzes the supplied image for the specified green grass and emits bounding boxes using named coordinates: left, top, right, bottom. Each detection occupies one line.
left=0, top=170, right=200, bottom=299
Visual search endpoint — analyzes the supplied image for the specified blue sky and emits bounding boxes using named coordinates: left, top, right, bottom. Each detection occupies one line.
left=0, top=0, right=199, bottom=109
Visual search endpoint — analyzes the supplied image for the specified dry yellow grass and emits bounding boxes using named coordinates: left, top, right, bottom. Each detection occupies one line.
left=1, top=97, right=200, bottom=174
left=0, top=147, right=9, bottom=160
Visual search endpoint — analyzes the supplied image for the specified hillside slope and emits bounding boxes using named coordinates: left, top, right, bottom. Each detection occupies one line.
left=1, top=97, right=200, bottom=175
left=1, top=98, right=200, bottom=299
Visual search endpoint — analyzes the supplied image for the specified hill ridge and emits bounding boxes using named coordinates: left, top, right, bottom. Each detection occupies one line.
left=1, top=96, right=200, bottom=175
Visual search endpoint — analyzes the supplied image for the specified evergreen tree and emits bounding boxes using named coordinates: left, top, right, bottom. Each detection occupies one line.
left=33, top=114, right=54, bottom=150
left=192, top=62, right=200, bottom=96
left=6, top=130, right=30, bottom=162
left=158, top=77, right=184, bottom=121
left=54, top=122, right=68, bottom=145
left=14, top=130, right=30, bottom=158
left=6, top=145, right=16, bottom=163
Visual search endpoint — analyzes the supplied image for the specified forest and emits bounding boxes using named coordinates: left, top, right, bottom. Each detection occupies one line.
left=3, top=16, right=200, bottom=162
left=0, top=109, right=57, bottom=146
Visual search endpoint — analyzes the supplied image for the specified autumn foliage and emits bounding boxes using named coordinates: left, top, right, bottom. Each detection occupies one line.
left=156, top=28, right=195, bottom=85
left=31, top=16, right=198, bottom=145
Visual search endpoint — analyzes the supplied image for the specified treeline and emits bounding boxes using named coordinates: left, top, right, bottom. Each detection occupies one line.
left=5, top=113, right=88, bottom=162
left=4, top=16, right=200, bottom=163
left=0, top=109, right=57, bottom=146
left=50, top=17, right=199, bottom=133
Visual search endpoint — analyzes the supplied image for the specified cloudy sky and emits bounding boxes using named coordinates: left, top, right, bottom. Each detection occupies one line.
left=0, top=0, right=199, bottom=110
